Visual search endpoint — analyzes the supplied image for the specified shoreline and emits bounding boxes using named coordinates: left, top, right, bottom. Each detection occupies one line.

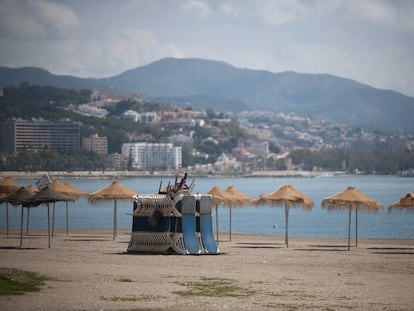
left=0, top=170, right=395, bottom=179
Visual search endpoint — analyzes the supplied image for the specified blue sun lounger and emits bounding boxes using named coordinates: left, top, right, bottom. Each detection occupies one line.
left=180, top=195, right=201, bottom=254
left=198, top=195, right=219, bottom=253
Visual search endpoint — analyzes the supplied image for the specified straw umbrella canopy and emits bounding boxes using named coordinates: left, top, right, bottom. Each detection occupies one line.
left=206, top=186, right=231, bottom=206
left=322, top=185, right=382, bottom=251
left=0, top=186, right=35, bottom=247
left=0, top=176, right=21, bottom=194
left=28, top=186, right=75, bottom=248
left=256, top=184, right=313, bottom=248
left=88, top=180, right=137, bottom=240
left=224, top=185, right=254, bottom=241
left=225, top=185, right=253, bottom=205
left=50, top=179, right=81, bottom=199
left=206, top=186, right=232, bottom=243
left=0, top=176, right=21, bottom=236
left=389, top=192, right=414, bottom=211
left=63, top=182, right=89, bottom=198
left=0, top=186, right=35, bottom=205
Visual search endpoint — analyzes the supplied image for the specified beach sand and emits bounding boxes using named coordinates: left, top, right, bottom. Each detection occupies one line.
left=0, top=228, right=413, bottom=311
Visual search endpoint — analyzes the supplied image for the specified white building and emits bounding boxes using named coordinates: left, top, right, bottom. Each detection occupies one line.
left=122, top=110, right=159, bottom=123
left=122, top=142, right=182, bottom=170
left=82, top=134, right=108, bottom=155
left=76, top=104, right=108, bottom=118
left=247, top=140, right=269, bottom=157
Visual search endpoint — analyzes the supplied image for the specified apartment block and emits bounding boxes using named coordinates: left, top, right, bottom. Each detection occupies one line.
left=247, top=140, right=269, bottom=157
left=122, top=142, right=182, bottom=170
left=0, top=118, right=80, bottom=154
left=110, top=152, right=128, bottom=170
left=82, top=134, right=108, bottom=155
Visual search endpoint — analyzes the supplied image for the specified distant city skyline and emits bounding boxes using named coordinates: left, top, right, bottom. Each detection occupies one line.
left=1, top=0, right=413, bottom=97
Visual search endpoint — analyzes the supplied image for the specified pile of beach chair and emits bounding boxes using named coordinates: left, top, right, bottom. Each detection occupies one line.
left=127, top=191, right=219, bottom=255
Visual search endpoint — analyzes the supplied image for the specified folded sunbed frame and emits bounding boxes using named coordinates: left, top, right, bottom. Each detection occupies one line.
left=127, top=191, right=219, bottom=255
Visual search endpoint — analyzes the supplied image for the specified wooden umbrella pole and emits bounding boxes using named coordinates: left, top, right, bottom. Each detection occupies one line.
left=355, top=206, right=358, bottom=247
left=215, top=204, right=219, bottom=244
left=229, top=205, right=232, bottom=242
left=6, top=202, right=9, bottom=237
left=26, top=207, right=30, bottom=234
left=20, top=205, right=24, bottom=247
left=66, top=201, right=69, bottom=236
left=47, top=203, right=51, bottom=248
left=52, top=202, right=55, bottom=237
left=348, top=205, right=352, bottom=251
left=113, top=199, right=117, bottom=240
left=285, top=202, right=289, bottom=248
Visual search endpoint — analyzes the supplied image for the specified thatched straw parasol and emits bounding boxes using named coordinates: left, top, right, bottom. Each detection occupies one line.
left=256, top=184, right=313, bottom=248
left=63, top=182, right=89, bottom=198
left=88, top=180, right=137, bottom=240
left=50, top=180, right=79, bottom=199
left=0, top=176, right=21, bottom=194
left=25, top=186, right=74, bottom=248
left=206, top=186, right=230, bottom=205
left=0, top=176, right=21, bottom=236
left=389, top=192, right=414, bottom=211
left=0, top=186, right=35, bottom=206
left=206, top=186, right=232, bottom=243
left=0, top=186, right=35, bottom=247
left=224, top=185, right=254, bottom=241
left=322, top=185, right=382, bottom=251
left=225, top=185, right=253, bottom=205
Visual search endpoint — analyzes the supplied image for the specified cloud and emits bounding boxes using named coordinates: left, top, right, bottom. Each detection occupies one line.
left=100, top=28, right=160, bottom=72
left=42, top=27, right=185, bottom=77
left=219, top=1, right=240, bottom=18
left=0, top=0, right=80, bottom=39
left=28, top=0, right=81, bottom=34
left=250, top=0, right=310, bottom=28
left=179, top=0, right=212, bottom=19
left=0, top=0, right=44, bottom=38
left=346, top=0, right=414, bottom=31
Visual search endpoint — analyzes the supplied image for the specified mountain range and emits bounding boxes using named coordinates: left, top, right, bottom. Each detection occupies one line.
left=1, top=57, right=413, bottom=131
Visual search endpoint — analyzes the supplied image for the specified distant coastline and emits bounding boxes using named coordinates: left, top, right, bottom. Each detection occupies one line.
left=0, top=169, right=370, bottom=179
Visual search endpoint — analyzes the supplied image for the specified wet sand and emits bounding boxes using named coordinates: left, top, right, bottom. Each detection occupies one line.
left=1, top=228, right=413, bottom=310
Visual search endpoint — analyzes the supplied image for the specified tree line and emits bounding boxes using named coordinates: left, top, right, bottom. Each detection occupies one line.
left=289, top=148, right=414, bottom=174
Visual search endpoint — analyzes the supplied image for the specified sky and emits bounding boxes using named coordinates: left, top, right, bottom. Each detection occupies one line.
left=1, top=0, right=414, bottom=96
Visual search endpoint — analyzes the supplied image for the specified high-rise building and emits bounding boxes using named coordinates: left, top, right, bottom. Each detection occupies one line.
left=110, top=153, right=128, bottom=170
left=82, top=134, right=108, bottom=155
left=0, top=118, right=80, bottom=154
left=122, top=142, right=182, bottom=170
left=247, top=140, right=269, bottom=157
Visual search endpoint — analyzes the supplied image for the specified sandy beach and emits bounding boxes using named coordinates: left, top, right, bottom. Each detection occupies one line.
left=0, top=228, right=413, bottom=311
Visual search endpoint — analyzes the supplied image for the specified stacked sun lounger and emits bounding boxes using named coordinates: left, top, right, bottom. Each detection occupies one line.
left=127, top=190, right=219, bottom=255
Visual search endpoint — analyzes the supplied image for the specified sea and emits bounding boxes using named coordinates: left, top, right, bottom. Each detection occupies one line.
left=1, top=175, right=413, bottom=239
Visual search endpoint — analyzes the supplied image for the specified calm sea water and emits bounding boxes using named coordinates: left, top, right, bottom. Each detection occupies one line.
left=2, top=176, right=413, bottom=239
